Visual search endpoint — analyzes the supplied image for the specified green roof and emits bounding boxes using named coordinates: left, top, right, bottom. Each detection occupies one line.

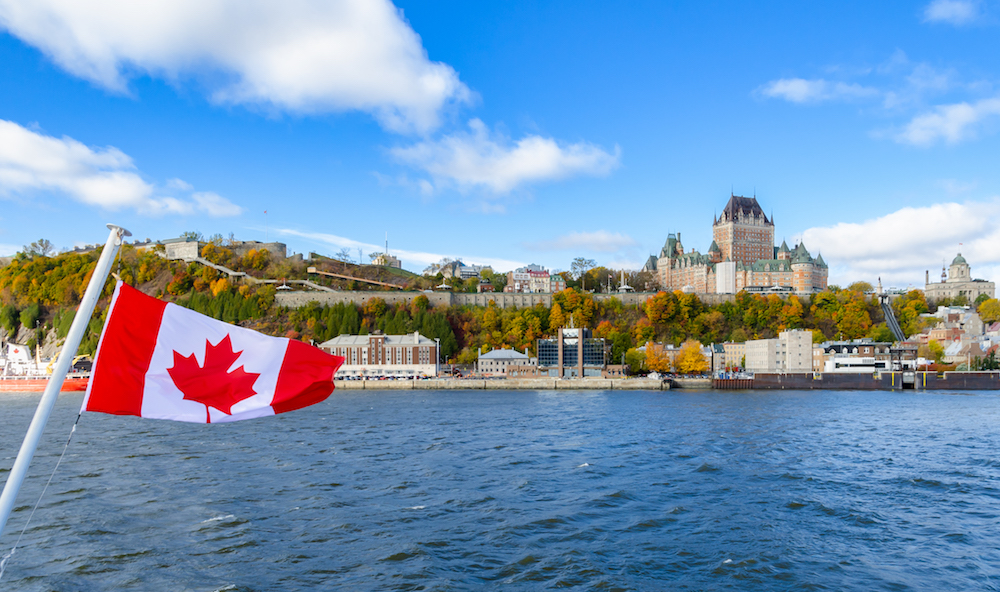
left=952, top=253, right=967, bottom=265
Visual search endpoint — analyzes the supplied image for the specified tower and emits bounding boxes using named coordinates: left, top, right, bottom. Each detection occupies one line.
left=712, top=194, right=774, bottom=266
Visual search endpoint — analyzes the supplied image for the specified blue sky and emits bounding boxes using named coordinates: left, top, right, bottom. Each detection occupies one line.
left=1, top=0, right=1000, bottom=289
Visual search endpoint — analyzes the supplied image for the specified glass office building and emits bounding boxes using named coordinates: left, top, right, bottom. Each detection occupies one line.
left=537, top=328, right=606, bottom=378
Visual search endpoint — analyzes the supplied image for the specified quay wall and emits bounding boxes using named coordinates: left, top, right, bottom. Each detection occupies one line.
left=334, top=378, right=668, bottom=391
left=277, top=290, right=737, bottom=309
left=745, top=372, right=1000, bottom=390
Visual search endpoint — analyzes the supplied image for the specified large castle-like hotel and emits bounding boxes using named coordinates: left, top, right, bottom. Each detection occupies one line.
left=643, top=194, right=829, bottom=294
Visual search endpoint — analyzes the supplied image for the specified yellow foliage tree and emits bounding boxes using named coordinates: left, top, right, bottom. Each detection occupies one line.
left=549, top=302, right=566, bottom=329
left=676, top=340, right=709, bottom=375
left=645, top=343, right=672, bottom=373
left=210, top=277, right=231, bottom=297
left=979, top=298, right=1000, bottom=324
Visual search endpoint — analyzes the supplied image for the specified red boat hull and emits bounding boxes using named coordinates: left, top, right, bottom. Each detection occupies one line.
left=0, top=376, right=90, bottom=392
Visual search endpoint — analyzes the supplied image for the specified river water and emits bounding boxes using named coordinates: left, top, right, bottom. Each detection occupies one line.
left=1, top=389, right=999, bottom=591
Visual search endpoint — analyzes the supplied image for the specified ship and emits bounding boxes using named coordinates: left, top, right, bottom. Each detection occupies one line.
left=0, top=341, right=89, bottom=393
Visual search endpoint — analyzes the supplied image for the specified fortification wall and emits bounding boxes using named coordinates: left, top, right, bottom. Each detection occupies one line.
left=275, top=290, right=737, bottom=309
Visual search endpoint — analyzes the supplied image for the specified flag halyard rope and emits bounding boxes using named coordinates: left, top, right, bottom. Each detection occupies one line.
left=0, top=412, right=83, bottom=583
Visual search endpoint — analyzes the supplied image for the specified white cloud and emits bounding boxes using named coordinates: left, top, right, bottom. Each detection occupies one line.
left=193, top=191, right=243, bottom=217
left=936, top=178, right=977, bottom=196
left=0, top=119, right=242, bottom=216
left=756, top=78, right=879, bottom=103
left=0, top=0, right=471, bottom=134
left=923, top=0, right=981, bottom=25
left=524, top=231, right=638, bottom=253
left=276, top=228, right=525, bottom=271
left=0, top=243, right=19, bottom=256
left=391, top=119, right=620, bottom=194
left=800, top=198, right=1000, bottom=287
left=895, top=97, right=1000, bottom=145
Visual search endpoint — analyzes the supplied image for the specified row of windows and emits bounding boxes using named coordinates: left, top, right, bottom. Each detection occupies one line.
left=331, top=346, right=433, bottom=365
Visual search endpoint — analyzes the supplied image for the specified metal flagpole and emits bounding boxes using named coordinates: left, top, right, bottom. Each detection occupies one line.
left=0, top=224, right=131, bottom=538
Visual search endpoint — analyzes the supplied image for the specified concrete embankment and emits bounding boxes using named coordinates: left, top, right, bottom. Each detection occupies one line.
left=334, top=378, right=668, bottom=391
left=718, top=371, right=1000, bottom=390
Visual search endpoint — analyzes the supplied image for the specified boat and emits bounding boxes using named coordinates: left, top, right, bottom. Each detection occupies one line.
left=0, top=342, right=90, bottom=392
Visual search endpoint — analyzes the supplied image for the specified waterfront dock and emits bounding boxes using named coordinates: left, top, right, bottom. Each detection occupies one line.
left=335, top=377, right=670, bottom=390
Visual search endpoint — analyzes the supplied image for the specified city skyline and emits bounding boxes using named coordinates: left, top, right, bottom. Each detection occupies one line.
left=1, top=1, right=999, bottom=289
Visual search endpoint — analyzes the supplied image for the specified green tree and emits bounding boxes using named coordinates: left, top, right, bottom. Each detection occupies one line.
left=19, top=303, right=41, bottom=331
left=927, top=340, right=945, bottom=364
left=624, top=348, right=646, bottom=374
left=867, top=323, right=895, bottom=342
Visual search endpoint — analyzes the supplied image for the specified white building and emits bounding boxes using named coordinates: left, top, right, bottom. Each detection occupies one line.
left=319, top=332, right=438, bottom=378
left=745, top=329, right=813, bottom=373
left=477, top=347, right=536, bottom=375
left=925, top=253, right=995, bottom=303
left=505, top=264, right=555, bottom=293
left=716, top=261, right=736, bottom=294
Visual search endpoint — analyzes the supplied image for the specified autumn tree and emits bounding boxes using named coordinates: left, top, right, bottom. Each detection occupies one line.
left=645, top=291, right=677, bottom=326
left=922, top=339, right=945, bottom=364
left=633, top=317, right=655, bottom=344
left=978, top=298, right=1000, bottom=324
left=363, top=297, right=387, bottom=318
left=847, top=281, right=873, bottom=294
left=893, top=290, right=929, bottom=337
left=834, top=292, right=872, bottom=339
left=676, top=340, right=709, bottom=375
left=645, top=343, right=672, bottom=373
left=549, top=302, right=566, bottom=329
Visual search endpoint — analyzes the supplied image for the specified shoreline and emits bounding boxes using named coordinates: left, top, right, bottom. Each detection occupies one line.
left=334, top=377, right=677, bottom=390
left=335, top=371, right=1000, bottom=391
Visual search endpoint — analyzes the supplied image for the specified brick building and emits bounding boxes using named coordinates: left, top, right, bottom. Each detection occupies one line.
left=319, top=332, right=438, bottom=378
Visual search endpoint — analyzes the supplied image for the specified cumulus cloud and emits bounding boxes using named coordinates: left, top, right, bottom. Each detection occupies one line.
left=391, top=119, right=620, bottom=195
left=0, top=119, right=241, bottom=216
left=524, top=231, right=638, bottom=253
left=895, top=97, right=1000, bottom=146
left=923, top=0, right=981, bottom=25
left=756, top=78, right=879, bottom=103
left=800, top=198, right=1000, bottom=287
left=277, top=228, right=525, bottom=271
left=0, top=0, right=470, bottom=134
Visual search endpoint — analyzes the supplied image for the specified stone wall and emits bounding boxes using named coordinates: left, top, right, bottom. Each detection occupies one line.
left=333, top=377, right=668, bottom=390
left=275, top=290, right=738, bottom=309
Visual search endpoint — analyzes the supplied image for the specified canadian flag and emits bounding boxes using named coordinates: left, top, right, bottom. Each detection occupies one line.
left=83, top=282, right=344, bottom=423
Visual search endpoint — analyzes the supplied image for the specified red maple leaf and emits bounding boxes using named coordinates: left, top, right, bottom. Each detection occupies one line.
left=167, top=334, right=260, bottom=421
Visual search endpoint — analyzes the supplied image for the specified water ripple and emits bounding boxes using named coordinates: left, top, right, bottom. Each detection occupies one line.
left=3, top=390, right=1000, bottom=590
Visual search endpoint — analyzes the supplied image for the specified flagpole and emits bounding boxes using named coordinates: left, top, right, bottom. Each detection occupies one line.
left=0, top=224, right=130, bottom=539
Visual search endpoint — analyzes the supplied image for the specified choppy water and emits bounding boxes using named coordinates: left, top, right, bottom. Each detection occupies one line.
left=2, top=389, right=1000, bottom=590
